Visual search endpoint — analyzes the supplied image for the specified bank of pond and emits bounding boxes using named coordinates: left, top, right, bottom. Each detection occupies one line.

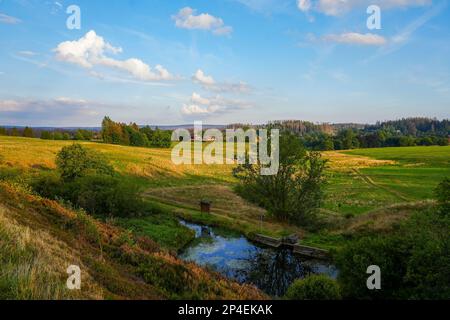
left=178, top=220, right=337, bottom=297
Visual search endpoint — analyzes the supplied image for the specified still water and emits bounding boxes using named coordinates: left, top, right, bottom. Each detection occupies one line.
left=178, top=220, right=338, bottom=297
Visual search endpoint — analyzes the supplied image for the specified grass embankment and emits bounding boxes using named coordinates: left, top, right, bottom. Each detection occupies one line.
left=1, top=136, right=448, bottom=251
left=0, top=181, right=266, bottom=300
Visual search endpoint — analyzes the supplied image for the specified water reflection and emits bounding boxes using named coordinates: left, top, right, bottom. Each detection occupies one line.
left=179, top=220, right=337, bottom=297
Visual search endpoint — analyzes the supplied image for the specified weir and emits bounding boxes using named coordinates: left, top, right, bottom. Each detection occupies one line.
left=253, top=234, right=330, bottom=260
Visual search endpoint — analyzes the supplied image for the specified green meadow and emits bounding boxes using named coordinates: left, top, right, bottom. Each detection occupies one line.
left=1, top=136, right=448, bottom=248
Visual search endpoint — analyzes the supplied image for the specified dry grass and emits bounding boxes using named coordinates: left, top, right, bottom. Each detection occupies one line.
left=0, top=205, right=104, bottom=299
left=145, top=184, right=305, bottom=238
left=323, top=151, right=396, bottom=171
left=0, top=181, right=267, bottom=300
left=340, top=200, right=435, bottom=235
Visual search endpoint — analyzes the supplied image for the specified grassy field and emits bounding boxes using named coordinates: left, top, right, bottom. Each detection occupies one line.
left=1, top=136, right=448, bottom=249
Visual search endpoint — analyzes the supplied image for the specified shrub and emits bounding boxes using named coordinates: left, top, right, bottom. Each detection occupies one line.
left=285, top=275, right=341, bottom=300
left=56, top=144, right=114, bottom=181
left=335, top=208, right=450, bottom=299
left=63, top=174, right=145, bottom=217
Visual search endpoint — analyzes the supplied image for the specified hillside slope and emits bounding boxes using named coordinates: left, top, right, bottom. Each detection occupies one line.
left=0, top=181, right=265, bottom=300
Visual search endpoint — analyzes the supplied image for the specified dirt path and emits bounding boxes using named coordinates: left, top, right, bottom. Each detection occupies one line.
left=351, top=168, right=412, bottom=202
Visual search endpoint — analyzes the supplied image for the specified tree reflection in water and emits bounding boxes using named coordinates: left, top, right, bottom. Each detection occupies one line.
left=236, top=248, right=316, bottom=297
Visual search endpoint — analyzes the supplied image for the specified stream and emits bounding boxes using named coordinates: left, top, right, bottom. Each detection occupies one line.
left=178, top=220, right=338, bottom=297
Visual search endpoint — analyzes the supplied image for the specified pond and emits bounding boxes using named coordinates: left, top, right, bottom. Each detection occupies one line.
left=178, top=220, right=338, bottom=297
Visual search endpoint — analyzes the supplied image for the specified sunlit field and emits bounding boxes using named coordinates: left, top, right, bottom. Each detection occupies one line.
left=2, top=136, right=448, bottom=225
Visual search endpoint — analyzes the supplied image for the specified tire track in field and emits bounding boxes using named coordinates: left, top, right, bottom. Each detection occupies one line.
left=351, top=168, right=413, bottom=202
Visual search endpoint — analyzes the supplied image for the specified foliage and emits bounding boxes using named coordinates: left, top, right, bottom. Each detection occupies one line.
left=56, top=144, right=114, bottom=181
left=62, top=174, right=145, bottom=217
left=22, top=127, right=33, bottom=138
left=101, top=117, right=171, bottom=148
left=233, top=131, right=327, bottom=227
left=435, top=178, right=450, bottom=215
left=335, top=206, right=450, bottom=299
left=285, top=275, right=341, bottom=300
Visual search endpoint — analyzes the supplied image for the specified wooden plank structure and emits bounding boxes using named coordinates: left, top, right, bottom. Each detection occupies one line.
left=253, top=234, right=329, bottom=260
left=253, top=234, right=282, bottom=248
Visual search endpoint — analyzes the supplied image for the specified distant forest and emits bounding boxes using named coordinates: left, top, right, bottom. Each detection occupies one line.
left=1, top=117, right=448, bottom=150
left=228, top=118, right=449, bottom=150
left=0, top=116, right=172, bottom=148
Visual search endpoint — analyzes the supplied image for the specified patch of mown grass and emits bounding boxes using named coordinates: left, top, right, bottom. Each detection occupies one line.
left=343, top=146, right=450, bottom=167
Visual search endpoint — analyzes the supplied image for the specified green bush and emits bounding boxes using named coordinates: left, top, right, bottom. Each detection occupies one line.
left=56, top=144, right=114, bottom=181
left=285, top=275, right=341, bottom=300
left=32, top=144, right=144, bottom=218
left=335, top=208, right=450, bottom=299
left=64, top=174, right=145, bottom=217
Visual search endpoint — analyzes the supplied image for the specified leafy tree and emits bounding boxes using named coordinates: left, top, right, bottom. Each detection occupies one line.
left=285, top=275, right=341, bottom=300
left=233, top=131, right=327, bottom=227
left=40, top=131, right=54, bottom=140
left=53, top=132, right=63, bottom=140
left=9, top=128, right=19, bottom=136
left=62, top=132, right=71, bottom=140
left=22, top=126, right=33, bottom=138
left=56, top=144, right=114, bottom=181
left=0, top=127, right=6, bottom=136
left=150, top=129, right=171, bottom=148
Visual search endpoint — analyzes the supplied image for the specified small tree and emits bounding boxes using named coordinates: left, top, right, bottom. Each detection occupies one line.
left=56, top=144, right=114, bottom=181
left=285, top=275, right=341, bottom=300
left=23, top=126, right=33, bottom=138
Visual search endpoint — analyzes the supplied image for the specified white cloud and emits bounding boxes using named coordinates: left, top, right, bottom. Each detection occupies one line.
left=181, top=92, right=251, bottom=115
left=0, top=13, right=21, bottom=24
left=299, top=0, right=431, bottom=16
left=297, top=0, right=312, bottom=12
left=172, top=7, right=233, bottom=36
left=18, top=51, right=38, bottom=56
left=324, top=32, right=387, bottom=46
left=192, top=69, right=216, bottom=86
left=54, top=30, right=175, bottom=81
left=0, top=100, right=21, bottom=112
left=0, top=97, right=107, bottom=124
left=192, top=69, right=251, bottom=93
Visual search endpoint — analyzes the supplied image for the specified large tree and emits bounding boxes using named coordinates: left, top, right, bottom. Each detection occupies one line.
left=233, top=131, right=327, bottom=227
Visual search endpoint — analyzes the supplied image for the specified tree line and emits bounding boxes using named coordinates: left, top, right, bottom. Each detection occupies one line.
left=230, top=118, right=449, bottom=151
left=0, top=126, right=97, bottom=141
left=0, top=116, right=173, bottom=148
left=101, top=117, right=171, bottom=148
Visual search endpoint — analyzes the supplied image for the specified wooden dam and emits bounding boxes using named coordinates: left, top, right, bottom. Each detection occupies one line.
left=253, top=234, right=330, bottom=260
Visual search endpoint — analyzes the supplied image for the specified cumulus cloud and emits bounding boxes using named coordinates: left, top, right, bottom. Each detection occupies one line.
left=172, top=7, right=233, bottom=36
left=0, top=13, right=21, bottom=24
left=192, top=69, right=251, bottom=93
left=181, top=92, right=251, bottom=116
left=299, top=0, right=431, bottom=16
left=54, top=30, right=175, bottom=81
left=324, top=32, right=387, bottom=46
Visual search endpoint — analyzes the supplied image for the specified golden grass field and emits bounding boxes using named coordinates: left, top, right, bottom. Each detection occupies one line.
left=2, top=136, right=448, bottom=244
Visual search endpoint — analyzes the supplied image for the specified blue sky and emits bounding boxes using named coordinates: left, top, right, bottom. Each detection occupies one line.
left=0, top=0, right=449, bottom=126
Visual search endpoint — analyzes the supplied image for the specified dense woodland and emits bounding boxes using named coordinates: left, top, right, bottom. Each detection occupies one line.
left=230, top=118, right=449, bottom=150
left=101, top=117, right=171, bottom=148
